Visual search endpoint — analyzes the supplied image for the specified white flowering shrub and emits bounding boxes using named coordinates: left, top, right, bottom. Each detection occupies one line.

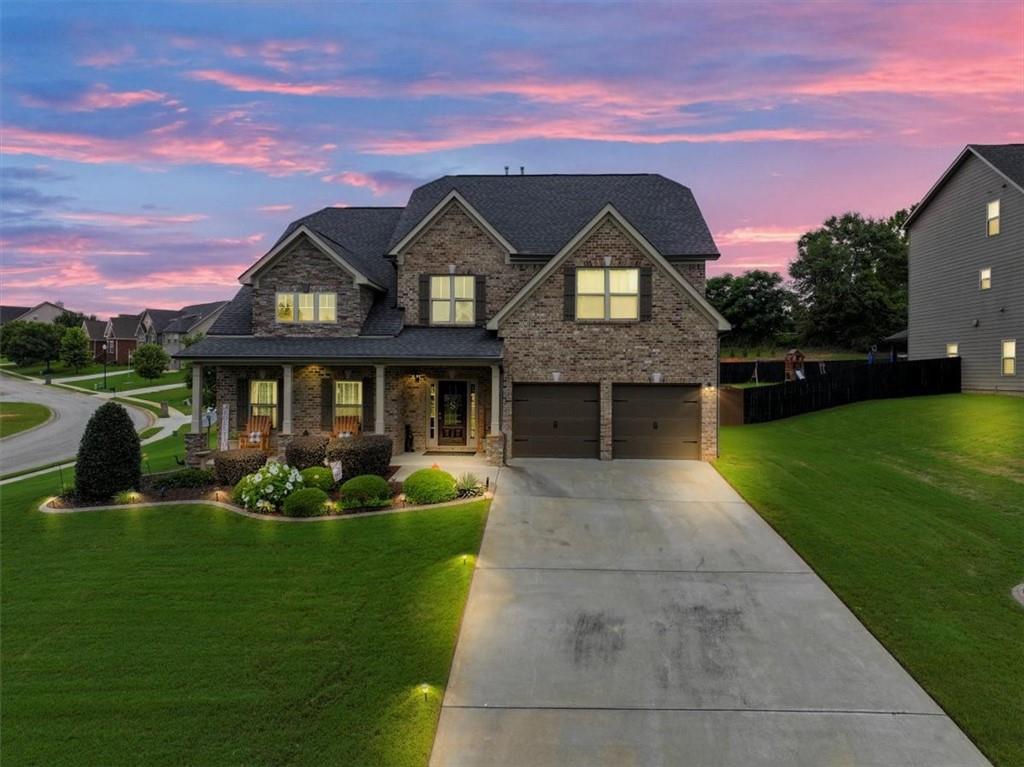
left=232, top=461, right=304, bottom=512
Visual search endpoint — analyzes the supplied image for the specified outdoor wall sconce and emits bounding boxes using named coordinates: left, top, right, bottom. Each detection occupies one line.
left=603, top=255, right=612, bottom=267
left=447, top=263, right=456, bottom=274
left=650, top=372, right=663, bottom=383
left=552, top=371, right=562, bottom=382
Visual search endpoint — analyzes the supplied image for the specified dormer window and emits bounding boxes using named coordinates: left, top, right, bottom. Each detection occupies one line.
left=276, top=291, right=337, bottom=323
left=430, top=275, right=475, bottom=325
left=987, top=200, right=1000, bottom=236
left=980, top=268, right=992, bottom=290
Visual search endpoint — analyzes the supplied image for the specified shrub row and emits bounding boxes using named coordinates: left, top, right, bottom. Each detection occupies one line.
left=327, top=434, right=392, bottom=478
left=285, top=435, right=329, bottom=470
left=214, top=449, right=268, bottom=486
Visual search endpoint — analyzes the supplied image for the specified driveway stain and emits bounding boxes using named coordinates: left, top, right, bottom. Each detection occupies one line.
left=567, top=611, right=625, bottom=667
left=654, top=602, right=745, bottom=687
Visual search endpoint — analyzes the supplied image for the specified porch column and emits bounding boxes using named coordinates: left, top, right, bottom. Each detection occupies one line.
left=490, top=364, right=500, bottom=434
left=374, top=365, right=385, bottom=434
left=190, top=363, right=203, bottom=434
left=281, top=364, right=293, bottom=435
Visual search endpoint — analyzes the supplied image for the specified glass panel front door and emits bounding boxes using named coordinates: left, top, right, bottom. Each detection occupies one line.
left=438, top=380, right=468, bottom=446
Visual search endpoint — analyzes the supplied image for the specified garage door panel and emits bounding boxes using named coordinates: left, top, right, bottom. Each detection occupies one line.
left=613, top=385, right=701, bottom=460
left=512, top=384, right=600, bottom=459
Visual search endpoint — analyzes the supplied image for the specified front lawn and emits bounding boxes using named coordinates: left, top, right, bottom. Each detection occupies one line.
left=132, top=385, right=193, bottom=414
left=0, top=402, right=51, bottom=438
left=1, top=467, right=489, bottom=766
left=716, top=394, right=1023, bottom=766
left=63, top=368, right=187, bottom=393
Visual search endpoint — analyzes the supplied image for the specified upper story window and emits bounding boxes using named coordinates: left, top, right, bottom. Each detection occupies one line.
left=276, top=292, right=336, bottom=323
left=576, top=268, right=639, bottom=321
left=987, top=200, right=1000, bottom=236
left=430, top=275, right=475, bottom=325
left=980, top=268, right=992, bottom=290
left=1003, top=339, right=1016, bottom=376
left=946, top=343, right=959, bottom=358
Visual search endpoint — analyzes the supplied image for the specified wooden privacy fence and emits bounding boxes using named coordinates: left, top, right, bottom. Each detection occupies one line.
left=719, top=358, right=891, bottom=384
left=720, top=357, right=961, bottom=425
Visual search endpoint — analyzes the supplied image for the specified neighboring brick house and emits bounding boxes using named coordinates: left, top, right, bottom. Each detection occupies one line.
left=138, top=301, right=229, bottom=369
left=82, top=318, right=108, bottom=361
left=177, top=174, right=729, bottom=465
left=904, top=144, right=1022, bottom=392
left=104, top=314, right=140, bottom=365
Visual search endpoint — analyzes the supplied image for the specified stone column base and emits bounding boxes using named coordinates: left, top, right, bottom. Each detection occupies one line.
left=184, top=433, right=208, bottom=468
left=484, top=433, right=506, bottom=466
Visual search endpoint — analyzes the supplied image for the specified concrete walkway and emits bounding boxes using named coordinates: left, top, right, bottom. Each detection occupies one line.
left=430, top=459, right=989, bottom=766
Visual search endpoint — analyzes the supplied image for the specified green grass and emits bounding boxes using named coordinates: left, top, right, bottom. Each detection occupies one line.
left=131, top=386, right=193, bottom=415
left=716, top=394, right=1024, bottom=766
left=63, top=368, right=187, bottom=393
left=138, top=426, right=162, bottom=440
left=1, top=465, right=489, bottom=766
left=1, top=360, right=130, bottom=379
left=721, top=346, right=865, bottom=361
left=0, top=402, right=51, bottom=438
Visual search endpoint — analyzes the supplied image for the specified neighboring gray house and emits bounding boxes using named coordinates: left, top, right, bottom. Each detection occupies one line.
left=905, top=144, right=1022, bottom=392
left=137, top=301, right=229, bottom=369
left=0, top=301, right=69, bottom=325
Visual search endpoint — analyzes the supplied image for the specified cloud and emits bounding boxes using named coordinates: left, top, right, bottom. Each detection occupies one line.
left=187, top=69, right=372, bottom=97
left=715, top=226, right=811, bottom=246
left=0, top=185, right=74, bottom=208
left=22, top=84, right=173, bottom=112
left=54, top=211, right=208, bottom=227
left=257, top=204, right=294, bottom=213
left=77, top=44, right=137, bottom=69
left=1, top=165, right=72, bottom=182
left=320, top=170, right=420, bottom=196
left=225, top=39, right=343, bottom=73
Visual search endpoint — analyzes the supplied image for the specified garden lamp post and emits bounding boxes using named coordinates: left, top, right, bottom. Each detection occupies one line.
left=101, top=342, right=108, bottom=389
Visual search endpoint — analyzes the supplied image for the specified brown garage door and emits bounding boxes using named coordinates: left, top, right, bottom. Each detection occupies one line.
left=512, top=384, right=600, bottom=458
left=612, top=384, right=700, bottom=459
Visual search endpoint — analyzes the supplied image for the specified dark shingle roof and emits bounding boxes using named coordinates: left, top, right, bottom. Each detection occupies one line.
left=277, top=207, right=403, bottom=288
left=143, top=308, right=180, bottom=333
left=108, top=314, right=139, bottom=338
left=83, top=318, right=106, bottom=340
left=970, top=144, right=1024, bottom=190
left=0, top=305, right=30, bottom=324
left=387, top=174, right=720, bottom=257
left=209, top=287, right=253, bottom=335
left=176, top=327, right=502, bottom=361
left=162, top=301, right=228, bottom=334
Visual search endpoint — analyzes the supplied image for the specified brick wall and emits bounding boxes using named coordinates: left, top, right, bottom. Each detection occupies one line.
left=251, top=236, right=371, bottom=336
left=498, top=215, right=719, bottom=459
left=396, top=201, right=539, bottom=325
left=384, top=366, right=492, bottom=454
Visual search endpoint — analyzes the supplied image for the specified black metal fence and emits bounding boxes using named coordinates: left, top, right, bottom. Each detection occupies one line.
left=728, top=357, right=961, bottom=424
left=720, top=358, right=891, bottom=384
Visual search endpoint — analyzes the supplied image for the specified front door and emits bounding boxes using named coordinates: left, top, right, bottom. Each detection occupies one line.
left=438, top=380, right=468, bottom=445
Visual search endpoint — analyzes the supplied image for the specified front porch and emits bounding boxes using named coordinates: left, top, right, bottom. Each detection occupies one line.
left=189, top=360, right=505, bottom=465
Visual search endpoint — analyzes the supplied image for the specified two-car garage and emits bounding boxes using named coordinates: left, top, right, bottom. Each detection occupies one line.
left=511, top=383, right=701, bottom=460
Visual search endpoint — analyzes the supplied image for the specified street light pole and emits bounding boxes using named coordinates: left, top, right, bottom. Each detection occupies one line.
left=101, top=342, right=108, bottom=390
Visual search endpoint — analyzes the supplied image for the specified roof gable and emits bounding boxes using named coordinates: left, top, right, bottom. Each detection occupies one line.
left=487, top=204, right=729, bottom=332
left=239, top=225, right=385, bottom=290
left=387, top=191, right=517, bottom=258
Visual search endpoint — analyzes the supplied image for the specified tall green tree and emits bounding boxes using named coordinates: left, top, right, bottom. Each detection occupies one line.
left=706, top=270, right=796, bottom=347
left=789, top=210, right=909, bottom=350
left=132, top=343, right=169, bottom=380
left=54, top=309, right=88, bottom=329
left=60, top=327, right=92, bottom=372
left=1, top=321, right=63, bottom=369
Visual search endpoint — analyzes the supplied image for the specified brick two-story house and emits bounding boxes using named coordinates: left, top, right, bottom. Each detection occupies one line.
left=177, top=174, right=730, bottom=464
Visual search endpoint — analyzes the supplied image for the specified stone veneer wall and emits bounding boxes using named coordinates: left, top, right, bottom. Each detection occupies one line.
left=497, top=215, right=719, bottom=460
left=251, top=236, right=373, bottom=336
left=395, top=202, right=540, bottom=325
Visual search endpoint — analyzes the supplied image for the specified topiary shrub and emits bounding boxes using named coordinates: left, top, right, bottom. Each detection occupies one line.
left=403, top=468, right=457, bottom=505
left=151, top=468, right=215, bottom=490
left=282, top=487, right=330, bottom=517
left=75, top=401, right=142, bottom=501
left=214, top=449, right=267, bottom=487
left=300, top=466, right=335, bottom=492
left=285, top=435, right=329, bottom=470
left=339, top=474, right=392, bottom=510
left=326, top=434, right=393, bottom=478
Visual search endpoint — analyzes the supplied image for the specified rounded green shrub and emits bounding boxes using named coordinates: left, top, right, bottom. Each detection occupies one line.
left=151, top=468, right=215, bottom=490
left=282, top=487, right=330, bottom=517
left=285, top=435, right=329, bottom=470
left=339, top=474, right=392, bottom=510
left=402, top=468, right=457, bottom=505
left=300, top=466, right=335, bottom=492
left=326, top=434, right=393, bottom=477
left=214, top=449, right=267, bottom=486
left=74, top=401, right=142, bottom=501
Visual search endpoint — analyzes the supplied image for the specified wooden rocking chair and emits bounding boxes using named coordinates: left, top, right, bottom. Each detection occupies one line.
left=332, top=415, right=362, bottom=439
left=237, top=414, right=273, bottom=451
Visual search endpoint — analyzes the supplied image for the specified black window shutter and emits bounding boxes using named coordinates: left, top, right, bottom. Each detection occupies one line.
left=362, top=377, right=375, bottom=432
left=639, top=267, right=653, bottom=321
left=276, top=379, right=284, bottom=429
left=236, top=378, right=249, bottom=428
left=321, top=378, right=334, bottom=431
left=563, top=266, right=576, bottom=321
left=418, top=274, right=431, bottom=325
left=474, top=275, right=487, bottom=326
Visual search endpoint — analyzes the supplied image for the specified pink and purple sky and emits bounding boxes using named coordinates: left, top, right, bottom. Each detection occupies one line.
left=2, top=1, right=1022, bottom=318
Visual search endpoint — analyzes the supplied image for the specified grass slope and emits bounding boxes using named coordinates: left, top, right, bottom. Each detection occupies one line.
left=63, top=369, right=187, bottom=393
left=716, top=394, right=1023, bottom=766
left=132, top=386, right=192, bottom=414
left=0, top=402, right=51, bottom=438
left=1, top=468, right=489, bottom=766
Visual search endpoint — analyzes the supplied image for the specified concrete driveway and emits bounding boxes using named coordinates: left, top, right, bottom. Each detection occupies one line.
left=0, top=375, right=150, bottom=474
left=430, top=459, right=989, bottom=767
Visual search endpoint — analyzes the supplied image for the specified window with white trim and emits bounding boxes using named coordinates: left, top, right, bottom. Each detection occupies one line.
left=946, top=343, right=959, bottom=358
left=334, top=380, right=362, bottom=426
left=430, top=275, right=475, bottom=325
left=987, top=200, right=1000, bottom=236
left=576, top=268, right=639, bottom=320
left=250, top=379, right=278, bottom=427
left=1002, top=339, right=1016, bottom=376
left=980, top=268, right=992, bottom=290
left=276, top=292, right=337, bottom=323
